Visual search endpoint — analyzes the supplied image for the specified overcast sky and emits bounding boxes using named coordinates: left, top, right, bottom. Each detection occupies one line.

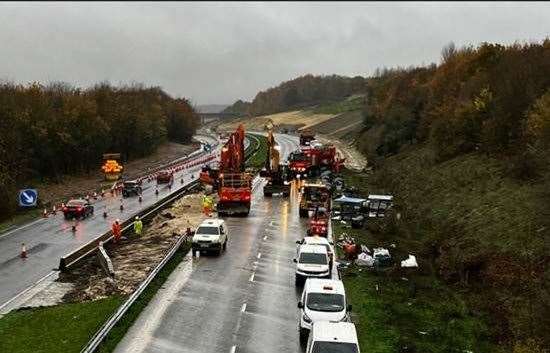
left=0, top=2, right=549, bottom=105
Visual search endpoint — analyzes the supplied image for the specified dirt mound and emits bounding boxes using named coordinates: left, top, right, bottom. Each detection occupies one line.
left=59, top=192, right=212, bottom=302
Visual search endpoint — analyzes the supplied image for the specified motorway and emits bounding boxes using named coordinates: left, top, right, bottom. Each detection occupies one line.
left=114, top=134, right=316, bottom=353
left=0, top=135, right=219, bottom=310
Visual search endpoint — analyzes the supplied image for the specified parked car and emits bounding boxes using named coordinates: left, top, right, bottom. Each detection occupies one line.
left=294, top=244, right=330, bottom=284
left=298, top=279, right=351, bottom=340
left=63, top=199, right=94, bottom=220
left=122, top=180, right=142, bottom=197
left=157, top=170, right=174, bottom=184
left=191, top=219, right=228, bottom=256
left=305, top=321, right=360, bottom=353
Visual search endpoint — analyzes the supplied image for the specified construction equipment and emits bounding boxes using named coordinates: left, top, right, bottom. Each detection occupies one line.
left=299, top=182, right=331, bottom=218
left=299, top=129, right=315, bottom=146
left=289, top=142, right=344, bottom=179
left=216, top=125, right=252, bottom=216
left=260, top=126, right=290, bottom=197
left=307, top=206, right=329, bottom=237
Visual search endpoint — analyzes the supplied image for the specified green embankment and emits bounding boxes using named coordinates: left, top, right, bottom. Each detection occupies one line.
left=245, top=133, right=268, bottom=170
left=0, top=244, right=191, bottom=353
left=334, top=145, right=544, bottom=352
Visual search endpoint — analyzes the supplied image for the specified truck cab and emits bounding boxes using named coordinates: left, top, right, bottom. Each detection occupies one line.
left=299, top=183, right=331, bottom=218
left=305, top=322, right=360, bottom=353
left=191, top=219, right=228, bottom=256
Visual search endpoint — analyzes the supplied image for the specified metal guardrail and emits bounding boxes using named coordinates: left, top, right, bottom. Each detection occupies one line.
left=58, top=179, right=201, bottom=272
left=80, top=225, right=189, bottom=353
left=77, top=133, right=261, bottom=352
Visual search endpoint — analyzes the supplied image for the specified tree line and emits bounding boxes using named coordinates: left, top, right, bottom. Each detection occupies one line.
left=0, top=82, right=199, bottom=218
left=361, top=40, right=550, bottom=175
left=225, top=74, right=367, bottom=117
left=359, top=40, right=550, bottom=350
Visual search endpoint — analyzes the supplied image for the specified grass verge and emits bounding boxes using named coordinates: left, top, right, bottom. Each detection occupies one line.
left=245, top=133, right=268, bottom=170
left=0, top=208, right=43, bottom=234
left=311, top=95, right=364, bottom=114
left=333, top=166, right=497, bottom=353
left=0, top=243, right=191, bottom=353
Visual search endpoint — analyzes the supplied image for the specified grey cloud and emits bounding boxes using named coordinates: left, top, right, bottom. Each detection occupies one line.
left=0, top=2, right=549, bottom=104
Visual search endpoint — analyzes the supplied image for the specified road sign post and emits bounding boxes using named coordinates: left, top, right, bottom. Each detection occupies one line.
left=19, top=189, right=38, bottom=207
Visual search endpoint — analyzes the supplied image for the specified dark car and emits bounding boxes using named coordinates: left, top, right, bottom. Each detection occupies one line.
left=156, top=170, right=174, bottom=184
left=63, top=199, right=94, bottom=219
left=122, top=180, right=142, bottom=197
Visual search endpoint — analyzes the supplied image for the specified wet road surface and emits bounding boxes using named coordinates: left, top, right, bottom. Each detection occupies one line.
left=0, top=135, right=218, bottom=309
left=115, top=134, right=309, bottom=353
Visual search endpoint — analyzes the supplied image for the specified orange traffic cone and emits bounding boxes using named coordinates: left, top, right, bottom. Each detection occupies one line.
left=43, top=208, right=48, bottom=218
left=20, top=243, right=27, bottom=258
left=138, top=195, right=143, bottom=203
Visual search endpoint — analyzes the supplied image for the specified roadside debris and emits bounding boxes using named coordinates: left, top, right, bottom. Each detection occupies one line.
left=59, top=192, right=213, bottom=303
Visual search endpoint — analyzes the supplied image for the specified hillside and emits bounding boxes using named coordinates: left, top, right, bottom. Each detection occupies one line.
left=225, top=74, right=367, bottom=117
left=195, top=104, right=229, bottom=114
left=355, top=40, right=550, bottom=350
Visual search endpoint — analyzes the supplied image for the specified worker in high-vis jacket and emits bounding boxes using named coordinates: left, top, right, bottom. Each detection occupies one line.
left=202, top=195, right=214, bottom=216
left=133, top=216, right=143, bottom=236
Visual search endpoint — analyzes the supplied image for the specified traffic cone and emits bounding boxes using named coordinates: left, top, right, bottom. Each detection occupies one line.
left=43, top=208, right=48, bottom=218
left=155, top=188, right=159, bottom=196
left=52, top=205, right=57, bottom=215
left=20, top=243, right=27, bottom=258
left=71, top=221, right=77, bottom=232
left=181, top=178, right=184, bottom=184
left=120, top=202, right=124, bottom=211
left=138, top=195, right=143, bottom=203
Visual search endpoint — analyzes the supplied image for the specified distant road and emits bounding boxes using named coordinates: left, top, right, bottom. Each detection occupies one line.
left=0, top=135, right=218, bottom=310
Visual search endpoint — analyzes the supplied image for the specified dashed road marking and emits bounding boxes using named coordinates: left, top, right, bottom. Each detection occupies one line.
left=263, top=235, right=268, bottom=241
left=249, top=273, right=255, bottom=282
left=230, top=345, right=237, bottom=353
left=241, top=303, right=247, bottom=313
left=257, top=253, right=262, bottom=259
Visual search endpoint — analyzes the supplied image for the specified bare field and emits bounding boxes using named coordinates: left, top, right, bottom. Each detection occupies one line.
left=216, top=110, right=337, bottom=132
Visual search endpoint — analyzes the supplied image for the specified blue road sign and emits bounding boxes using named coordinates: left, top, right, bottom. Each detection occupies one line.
left=19, top=189, right=38, bottom=207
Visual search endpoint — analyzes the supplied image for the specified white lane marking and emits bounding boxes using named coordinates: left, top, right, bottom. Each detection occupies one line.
left=257, top=253, right=262, bottom=259
left=249, top=273, right=255, bottom=282
left=0, top=218, right=46, bottom=240
left=0, top=271, right=57, bottom=313
left=263, top=235, right=268, bottom=241
left=230, top=345, right=237, bottom=353
left=241, top=303, right=247, bottom=313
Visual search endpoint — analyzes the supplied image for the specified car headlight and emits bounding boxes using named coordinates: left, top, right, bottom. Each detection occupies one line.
left=303, top=313, right=312, bottom=323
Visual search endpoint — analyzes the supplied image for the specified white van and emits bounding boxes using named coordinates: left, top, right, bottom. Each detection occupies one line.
left=294, top=244, right=330, bottom=284
left=305, top=321, right=360, bottom=353
left=298, top=279, right=351, bottom=338
left=297, top=236, right=334, bottom=268
left=191, top=219, right=228, bottom=256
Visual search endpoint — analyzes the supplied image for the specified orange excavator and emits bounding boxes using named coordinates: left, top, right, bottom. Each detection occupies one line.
left=260, top=125, right=290, bottom=197
left=201, top=125, right=251, bottom=216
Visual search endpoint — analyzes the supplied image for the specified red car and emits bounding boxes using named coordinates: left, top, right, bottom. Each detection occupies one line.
left=63, top=199, right=94, bottom=220
left=156, top=170, right=174, bottom=184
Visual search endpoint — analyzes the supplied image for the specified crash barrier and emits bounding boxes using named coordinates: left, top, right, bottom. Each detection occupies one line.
left=58, top=179, right=201, bottom=272
left=97, top=242, right=115, bottom=278
left=80, top=224, right=189, bottom=353
left=77, top=133, right=269, bottom=352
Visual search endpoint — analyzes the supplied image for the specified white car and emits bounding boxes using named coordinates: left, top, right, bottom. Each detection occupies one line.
left=305, top=321, right=360, bottom=353
left=294, top=244, right=330, bottom=284
left=298, top=279, right=351, bottom=339
left=297, top=236, right=334, bottom=268
left=191, top=219, right=228, bottom=256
